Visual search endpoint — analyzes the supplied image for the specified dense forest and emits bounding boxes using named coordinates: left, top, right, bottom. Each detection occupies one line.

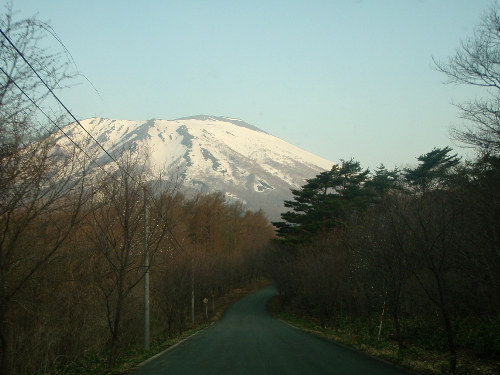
left=270, top=6, right=500, bottom=374
left=269, top=151, right=499, bottom=374
left=0, top=144, right=273, bottom=375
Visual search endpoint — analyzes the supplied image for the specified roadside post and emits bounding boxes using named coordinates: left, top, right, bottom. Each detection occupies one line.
left=203, top=297, right=209, bottom=319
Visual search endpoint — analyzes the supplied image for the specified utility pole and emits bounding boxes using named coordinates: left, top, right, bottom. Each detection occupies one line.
left=144, top=187, right=150, bottom=351
left=191, top=256, right=195, bottom=324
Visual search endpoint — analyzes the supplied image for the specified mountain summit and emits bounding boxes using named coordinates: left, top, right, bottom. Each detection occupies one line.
left=57, top=116, right=333, bottom=220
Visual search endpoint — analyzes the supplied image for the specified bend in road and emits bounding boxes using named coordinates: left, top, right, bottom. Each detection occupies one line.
left=132, top=285, right=413, bottom=375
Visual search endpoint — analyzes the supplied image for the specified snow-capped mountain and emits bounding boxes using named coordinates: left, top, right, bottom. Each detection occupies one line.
left=56, top=115, right=333, bottom=221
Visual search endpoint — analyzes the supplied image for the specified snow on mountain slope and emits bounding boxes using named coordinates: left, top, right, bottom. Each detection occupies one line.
left=56, top=116, right=334, bottom=221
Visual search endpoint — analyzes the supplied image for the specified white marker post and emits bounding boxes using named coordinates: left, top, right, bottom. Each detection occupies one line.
left=377, top=291, right=387, bottom=341
left=203, top=297, right=209, bottom=319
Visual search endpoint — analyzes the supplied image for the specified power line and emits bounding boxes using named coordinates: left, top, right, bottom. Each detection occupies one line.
left=1, top=26, right=186, bottom=249
left=0, top=26, right=138, bottom=185
left=1, top=25, right=188, bottom=251
left=0, top=65, right=119, bottom=183
left=1, top=25, right=193, bottom=352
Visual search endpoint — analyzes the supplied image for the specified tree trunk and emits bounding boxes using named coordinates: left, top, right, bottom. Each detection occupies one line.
left=435, top=275, right=457, bottom=374
left=108, top=270, right=125, bottom=369
left=391, top=308, right=405, bottom=353
left=441, top=304, right=457, bottom=374
left=108, top=293, right=123, bottom=369
left=0, top=316, right=9, bottom=375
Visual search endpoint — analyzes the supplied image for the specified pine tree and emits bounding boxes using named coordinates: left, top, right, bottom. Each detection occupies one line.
left=404, top=147, right=460, bottom=194
left=273, top=159, right=370, bottom=245
left=365, top=164, right=401, bottom=200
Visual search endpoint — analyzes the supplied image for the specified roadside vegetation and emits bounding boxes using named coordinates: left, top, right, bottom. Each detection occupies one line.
left=268, top=6, right=500, bottom=374
left=50, top=279, right=270, bottom=375
left=270, top=300, right=499, bottom=375
left=0, top=152, right=272, bottom=375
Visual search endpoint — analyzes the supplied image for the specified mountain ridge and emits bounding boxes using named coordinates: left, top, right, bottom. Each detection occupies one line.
left=56, top=116, right=333, bottom=220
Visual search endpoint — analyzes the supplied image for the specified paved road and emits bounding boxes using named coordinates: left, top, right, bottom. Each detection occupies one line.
left=132, top=285, right=412, bottom=375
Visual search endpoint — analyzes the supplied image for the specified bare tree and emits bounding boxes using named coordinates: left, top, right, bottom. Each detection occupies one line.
left=0, top=3, right=76, bottom=152
left=434, top=5, right=500, bottom=154
left=0, top=6, right=86, bottom=373
left=87, top=150, right=176, bottom=367
left=350, top=194, right=412, bottom=353
left=0, top=139, right=89, bottom=373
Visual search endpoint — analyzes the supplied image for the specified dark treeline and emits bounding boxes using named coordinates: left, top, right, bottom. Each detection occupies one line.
left=269, top=151, right=499, bottom=373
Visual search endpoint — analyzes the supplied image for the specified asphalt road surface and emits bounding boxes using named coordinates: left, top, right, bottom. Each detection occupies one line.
left=132, top=285, right=412, bottom=375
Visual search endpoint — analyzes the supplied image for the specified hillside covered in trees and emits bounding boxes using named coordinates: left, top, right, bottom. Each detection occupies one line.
left=0, top=143, right=273, bottom=374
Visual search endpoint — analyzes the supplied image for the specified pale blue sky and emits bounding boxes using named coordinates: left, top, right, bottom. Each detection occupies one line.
left=9, top=0, right=492, bottom=169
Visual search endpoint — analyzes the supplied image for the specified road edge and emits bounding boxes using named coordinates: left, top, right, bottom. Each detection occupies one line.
left=132, top=323, right=213, bottom=369
left=129, top=279, right=271, bottom=373
left=276, top=318, right=419, bottom=375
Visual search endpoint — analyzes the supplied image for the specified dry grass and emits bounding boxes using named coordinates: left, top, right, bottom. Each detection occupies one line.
left=268, top=297, right=499, bottom=375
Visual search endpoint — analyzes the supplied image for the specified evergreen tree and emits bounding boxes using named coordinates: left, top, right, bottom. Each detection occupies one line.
left=273, top=159, right=370, bottom=244
left=404, top=147, right=460, bottom=194
left=365, top=164, right=401, bottom=200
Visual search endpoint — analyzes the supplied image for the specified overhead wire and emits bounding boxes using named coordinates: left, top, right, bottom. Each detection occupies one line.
left=0, top=65, right=120, bottom=183
left=0, top=26, right=138, bottom=185
left=1, top=26, right=187, bottom=253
